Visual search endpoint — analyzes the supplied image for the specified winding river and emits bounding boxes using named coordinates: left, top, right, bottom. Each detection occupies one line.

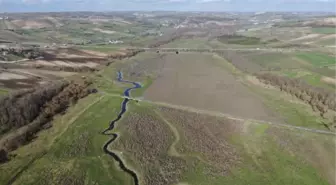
left=102, top=71, right=141, bottom=185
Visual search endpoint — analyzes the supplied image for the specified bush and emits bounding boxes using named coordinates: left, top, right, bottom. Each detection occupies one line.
left=256, top=73, right=335, bottom=117
left=0, top=80, right=91, bottom=156
left=0, top=81, right=68, bottom=135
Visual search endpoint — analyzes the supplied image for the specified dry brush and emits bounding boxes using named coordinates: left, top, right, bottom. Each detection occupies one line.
left=0, top=79, right=92, bottom=162
left=256, top=73, right=335, bottom=122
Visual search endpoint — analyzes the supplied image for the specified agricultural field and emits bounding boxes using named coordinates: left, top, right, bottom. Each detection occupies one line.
left=238, top=50, right=336, bottom=89
left=217, top=35, right=264, bottom=45
left=296, top=52, right=335, bottom=67
left=312, top=27, right=336, bottom=34
left=144, top=53, right=279, bottom=121
left=0, top=11, right=336, bottom=185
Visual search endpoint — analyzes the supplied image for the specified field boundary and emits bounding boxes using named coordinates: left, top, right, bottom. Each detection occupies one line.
left=103, top=93, right=335, bottom=135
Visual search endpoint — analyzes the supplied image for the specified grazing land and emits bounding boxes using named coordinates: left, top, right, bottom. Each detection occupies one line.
left=296, top=52, right=336, bottom=67
left=144, top=53, right=279, bottom=121
left=0, top=11, right=335, bottom=185
left=312, top=27, right=336, bottom=34
left=217, top=35, right=263, bottom=45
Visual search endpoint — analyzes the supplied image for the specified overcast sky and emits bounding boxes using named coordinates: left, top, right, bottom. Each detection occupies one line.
left=0, top=0, right=335, bottom=12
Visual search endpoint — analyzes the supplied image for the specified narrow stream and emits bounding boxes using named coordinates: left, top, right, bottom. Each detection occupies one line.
left=102, top=71, right=141, bottom=185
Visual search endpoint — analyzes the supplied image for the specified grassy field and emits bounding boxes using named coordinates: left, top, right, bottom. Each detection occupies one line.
left=296, top=52, right=336, bottom=67
left=247, top=52, right=297, bottom=69
left=218, top=35, right=263, bottom=45
left=228, top=123, right=334, bottom=185
left=247, top=83, right=332, bottom=130
left=0, top=58, right=143, bottom=184
left=4, top=95, right=136, bottom=185
left=0, top=88, right=9, bottom=96
left=109, top=98, right=334, bottom=185
left=1, top=31, right=335, bottom=185
left=161, top=38, right=213, bottom=48
left=242, top=51, right=335, bottom=89
left=0, top=52, right=168, bottom=185
left=312, top=27, right=336, bottom=34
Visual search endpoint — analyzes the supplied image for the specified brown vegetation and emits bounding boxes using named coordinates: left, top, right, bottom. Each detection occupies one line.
left=0, top=81, right=67, bottom=135
left=114, top=111, right=186, bottom=185
left=0, top=47, right=41, bottom=61
left=157, top=106, right=242, bottom=176
left=108, top=49, right=144, bottom=60
left=144, top=53, right=276, bottom=121
left=0, top=79, right=92, bottom=160
left=256, top=73, right=336, bottom=119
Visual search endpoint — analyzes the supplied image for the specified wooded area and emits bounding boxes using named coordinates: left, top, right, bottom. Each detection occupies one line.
left=0, top=79, right=92, bottom=163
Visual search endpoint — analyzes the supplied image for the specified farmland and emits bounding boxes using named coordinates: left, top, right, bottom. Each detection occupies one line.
left=312, top=27, right=336, bottom=34
left=0, top=11, right=335, bottom=185
left=217, top=35, right=263, bottom=45
left=144, top=53, right=279, bottom=121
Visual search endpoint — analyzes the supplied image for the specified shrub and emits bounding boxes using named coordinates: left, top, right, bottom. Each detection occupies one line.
left=256, top=73, right=336, bottom=117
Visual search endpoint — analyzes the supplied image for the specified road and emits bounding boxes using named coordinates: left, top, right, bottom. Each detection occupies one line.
left=127, top=47, right=313, bottom=53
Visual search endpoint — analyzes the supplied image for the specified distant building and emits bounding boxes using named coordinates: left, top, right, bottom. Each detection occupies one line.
left=109, top=40, right=124, bottom=44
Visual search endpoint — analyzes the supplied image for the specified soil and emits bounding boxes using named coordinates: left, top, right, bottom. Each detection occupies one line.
left=0, top=72, right=28, bottom=80
left=9, top=69, right=76, bottom=79
left=144, top=53, right=279, bottom=121
left=290, top=34, right=321, bottom=42
left=23, top=60, right=100, bottom=68
left=321, top=76, right=336, bottom=86
left=0, top=78, right=39, bottom=89
left=93, top=28, right=116, bottom=34
left=11, top=20, right=50, bottom=29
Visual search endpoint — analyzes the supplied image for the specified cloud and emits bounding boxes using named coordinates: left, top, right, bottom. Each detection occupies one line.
left=2, top=0, right=334, bottom=4
left=22, top=0, right=52, bottom=3
left=0, top=0, right=335, bottom=11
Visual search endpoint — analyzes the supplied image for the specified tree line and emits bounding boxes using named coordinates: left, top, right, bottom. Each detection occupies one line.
left=256, top=73, right=336, bottom=119
left=0, top=79, right=92, bottom=163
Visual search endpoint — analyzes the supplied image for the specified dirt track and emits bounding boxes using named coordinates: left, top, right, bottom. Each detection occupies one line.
left=144, top=53, right=279, bottom=121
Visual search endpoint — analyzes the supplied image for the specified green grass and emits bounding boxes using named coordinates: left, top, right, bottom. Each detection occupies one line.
left=90, top=63, right=125, bottom=95
left=5, top=54, right=24, bottom=61
left=280, top=69, right=334, bottom=90
left=113, top=101, right=329, bottom=185
left=249, top=85, right=329, bottom=130
left=218, top=35, right=263, bottom=45
left=296, top=52, right=336, bottom=67
left=0, top=56, right=153, bottom=184
left=0, top=88, right=9, bottom=96
left=312, top=27, right=336, bottom=34
left=283, top=70, right=298, bottom=78
left=224, top=123, right=331, bottom=185
left=162, top=38, right=212, bottom=49
left=248, top=52, right=300, bottom=69
left=174, top=118, right=330, bottom=185
left=131, top=76, right=153, bottom=98
left=2, top=95, right=134, bottom=185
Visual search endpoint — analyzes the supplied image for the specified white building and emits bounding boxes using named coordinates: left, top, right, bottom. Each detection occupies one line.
left=109, top=40, right=124, bottom=44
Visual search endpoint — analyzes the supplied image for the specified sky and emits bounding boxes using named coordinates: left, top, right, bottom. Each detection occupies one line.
left=0, top=0, right=335, bottom=12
